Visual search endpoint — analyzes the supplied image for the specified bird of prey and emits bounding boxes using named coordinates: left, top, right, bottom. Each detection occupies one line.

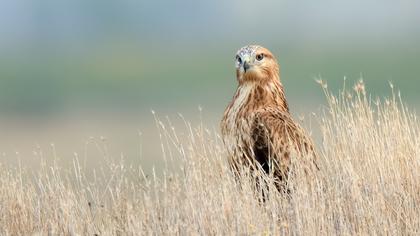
left=221, top=45, right=317, bottom=191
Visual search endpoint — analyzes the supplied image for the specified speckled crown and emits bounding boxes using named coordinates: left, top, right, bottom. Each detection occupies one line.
left=236, top=45, right=261, bottom=58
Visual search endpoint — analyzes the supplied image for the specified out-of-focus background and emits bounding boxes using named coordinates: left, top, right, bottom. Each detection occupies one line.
left=0, top=1, right=419, bottom=169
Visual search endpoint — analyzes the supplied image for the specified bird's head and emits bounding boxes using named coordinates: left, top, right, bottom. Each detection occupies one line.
left=235, top=45, right=280, bottom=83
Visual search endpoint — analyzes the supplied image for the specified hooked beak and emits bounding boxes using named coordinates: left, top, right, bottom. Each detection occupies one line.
left=243, top=61, right=250, bottom=72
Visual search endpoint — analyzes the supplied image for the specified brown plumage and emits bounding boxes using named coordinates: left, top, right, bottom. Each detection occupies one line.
left=221, top=45, right=317, bottom=190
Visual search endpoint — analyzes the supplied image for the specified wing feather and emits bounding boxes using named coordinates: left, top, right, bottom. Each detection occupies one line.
left=251, top=107, right=318, bottom=179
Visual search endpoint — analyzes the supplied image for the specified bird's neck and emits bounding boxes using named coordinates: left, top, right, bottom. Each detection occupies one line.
left=237, top=79, right=289, bottom=112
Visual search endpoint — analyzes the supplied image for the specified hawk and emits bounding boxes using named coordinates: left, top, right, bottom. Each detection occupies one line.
left=221, top=45, right=318, bottom=191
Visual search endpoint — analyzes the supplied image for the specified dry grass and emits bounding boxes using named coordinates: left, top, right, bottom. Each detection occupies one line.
left=1, top=81, right=419, bottom=235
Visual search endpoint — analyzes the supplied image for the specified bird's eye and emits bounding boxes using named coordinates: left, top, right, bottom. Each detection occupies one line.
left=236, top=56, right=242, bottom=64
left=256, top=54, right=264, bottom=61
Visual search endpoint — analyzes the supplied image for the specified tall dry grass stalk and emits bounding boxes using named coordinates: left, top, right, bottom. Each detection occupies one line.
left=0, top=81, right=419, bottom=235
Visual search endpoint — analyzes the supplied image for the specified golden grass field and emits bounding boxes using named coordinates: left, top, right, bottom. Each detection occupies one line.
left=1, top=81, right=419, bottom=235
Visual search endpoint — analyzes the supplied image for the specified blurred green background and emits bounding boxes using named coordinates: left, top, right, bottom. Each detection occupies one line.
left=0, top=1, right=419, bottom=168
